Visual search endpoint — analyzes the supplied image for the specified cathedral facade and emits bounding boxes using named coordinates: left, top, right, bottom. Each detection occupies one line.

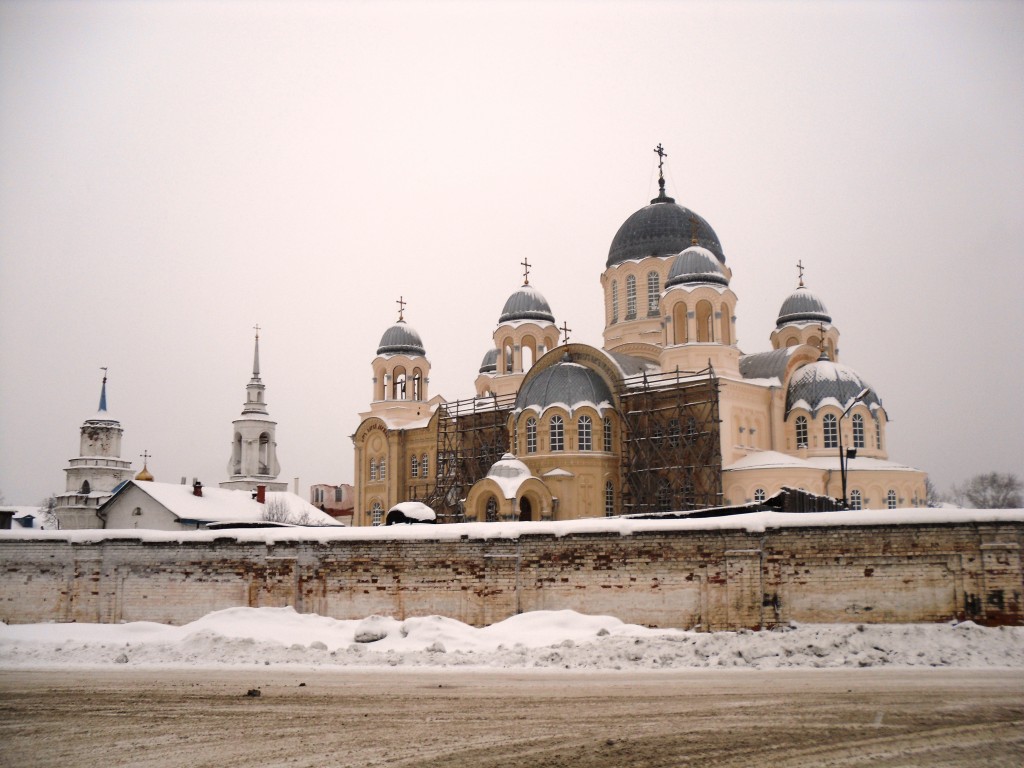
left=352, top=157, right=927, bottom=525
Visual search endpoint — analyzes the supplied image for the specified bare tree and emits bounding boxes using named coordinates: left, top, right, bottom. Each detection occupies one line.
left=951, top=473, right=1022, bottom=509
left=38, top=495, right=59, bottom=528
left=261, top=497, right=292, bottom=523
left=924, top=478, right=944, bottom=507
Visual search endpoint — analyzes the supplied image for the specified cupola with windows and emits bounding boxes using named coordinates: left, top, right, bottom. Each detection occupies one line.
left=770, top=264, right=840, bottom=361
left=603, top=145, right=728, bottom=354
left=479, top=261, right=560, bottom=398
left=371, top=298, right=431, bottom=407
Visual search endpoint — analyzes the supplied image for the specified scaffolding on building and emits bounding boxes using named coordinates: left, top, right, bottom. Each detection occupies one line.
left=618, top=365, right=722, bottom=514
left=421, top=392, right=516, bottom=523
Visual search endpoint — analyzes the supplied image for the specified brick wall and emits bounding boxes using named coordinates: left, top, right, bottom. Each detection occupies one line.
left=1, top=519, right=1021, bottom=629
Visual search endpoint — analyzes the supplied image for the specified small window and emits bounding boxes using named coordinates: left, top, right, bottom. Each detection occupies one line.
left=370, top=502, right=383, bottom=526
left=853, top=414, right=865, bottom=449
left=754, top=488, right=766, bottom=503
left=411, top=455, right=419, bottom=478
left=795, top=416, right=808, bottom=448
left=369, top=459, right=377, bottom=482
left=379, top=457, right=387, bottom=480
left=421, top=453, right=429, bottom=478
left=611, top=281, right=619, bottom=324
left=876, top=422, right=882, bottom=450
left=550, top=415, right=564, bottom=452
left=668, top=418, right=680, bottom=447
left=849, top=489, right=863, bottom=510
left=485, top=495, right=498, bottom=523
left=578, top=415, right=592, bottom=451
left=335, top=487, right=343, bottom=503
left=603, top=417, right=613, bottom=452
left=887, top=489, right=897, bottom=510
left=823, top=414, right=838, bottom=449
left=605, top=481, right=614, bottom=517
left=686, top=417, right=697, bottom=442
left=656, top=480, right=671, bottom=511
left=625, top=275, right=637, bottom=319
left=526, top=417, right=537, bottom=454
left=647, top=271, right=660, bottom=315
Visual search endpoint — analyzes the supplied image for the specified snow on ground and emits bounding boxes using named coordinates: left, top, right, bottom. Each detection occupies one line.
left=1, top=608, right=1021, bottom=671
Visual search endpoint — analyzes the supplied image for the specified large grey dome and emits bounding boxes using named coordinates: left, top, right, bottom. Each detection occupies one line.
left=499, top=284, right=555, bottom=324
left=777, top=287, right=832, bottom=327
left=515, top=360, right=614, bottom=412
left=376, top=320, right=425, bottom=356
left=666, top=246, right=729, bottom=288
left=608, top=195, right=724, bottom=267
left=786, top=360, right=881, bottom=415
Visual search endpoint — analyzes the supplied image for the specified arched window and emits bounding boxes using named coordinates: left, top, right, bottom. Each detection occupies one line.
left=394, top=370, right=407, bottom=400
left=668, top=418, right=680, bottom=447
left=411, top=371, right=422, bottom=400
left=754, top=488, right=766, bottom=503
left=485, top=495, right=498, bottom=523
left=611, top=280, right=619, bottom=324
left=369, top=459, right=377, bottom=482
left=603, top=417, right=613, bottom=452
left=80, top=480, right=91, bottom=494
left=657, top=479, right=671, bottom=511
left=652, top=422, right=663, bottom=444
left=696, top=300, right=714, bottom=342
left=379, top=457, right=387, bottom=480
left=522, top=338, right=535, bottom=371
left=605, top=481, right=614, bottom=517
left=852, top=414, right=865, bottom=449
left=686, top=417, right=697, bottom=442
left=549, top=415, right=564, bottom=451
left=673, top=302, right=688, bottom=344
left=625, top=275, right=637, bottom=319
left=647, top=271, right=660, bottom=315
left=370, top=502, right=383, bottom=526
left=887, top=489, right=897, bottom=509
left=720, top=307, right=731, bottom=344
left=258, top=433, right=270, bottom=474
left=504, top=342, right=514, bottom=373
left=526, top=417, right=537, bottom=453
left=411, top=455, right=419, bottom=478
left=578, top=415, right=592, bottom=451
left=795, top=416, right=808, bottom=448
left=850, top=489, right=862, bottom=510
left=823, top=414, right=838, bottom=449
left=421, top=453, right=429, bottom=478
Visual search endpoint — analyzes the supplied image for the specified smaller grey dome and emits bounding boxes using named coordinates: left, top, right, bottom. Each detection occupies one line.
left=514, top=360, right=614, bottom=412
left=479, top=348, right=499, bottom=374
left=786, top=360, right=881, bottom=415
left=777, top=287, right=832, bottom=327
left=666, top=246, right=729, bottom=288
left=499, top=284, right=555, bottom=324
left=377, top=320, right=425, bottom=356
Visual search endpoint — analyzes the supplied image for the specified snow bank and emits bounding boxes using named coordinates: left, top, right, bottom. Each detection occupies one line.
left=1, top=608, right=1020, bottom=671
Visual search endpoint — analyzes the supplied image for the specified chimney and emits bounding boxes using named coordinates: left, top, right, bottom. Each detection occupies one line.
left=192, top=480, right=203, bottom=497
left=256, top=484, right=266, bottom=504
left=293, top=477, right=299, bottom=494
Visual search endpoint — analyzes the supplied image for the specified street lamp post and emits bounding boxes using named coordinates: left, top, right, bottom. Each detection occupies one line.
left=839, top=387, right=870, bottom=508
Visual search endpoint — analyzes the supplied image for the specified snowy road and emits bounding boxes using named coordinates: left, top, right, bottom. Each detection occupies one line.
left=2, top=668, right=1022, bottom=768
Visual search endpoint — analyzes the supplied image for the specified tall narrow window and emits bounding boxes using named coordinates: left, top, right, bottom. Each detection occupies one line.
left=605, top=481, right=614, bottom=517
left=686, top=417, right=697, bottom=442
left=578, top=415, right=592, bottom=451
left=550, top=415, right=564, bottom=451
left=673, top=302, right=688, bottom=344
left=379, top=457, right=387, bottom=480
left=852, top=413, right=865, bottom=449
left=887, top=489, right=897, bottom=509
left=625, top=275, right=637, bottom=319
left=603, top=417, right=613, bottom=452
left=823, top=414, right=838, bottom=449
left=421, top=453, right=429, bottom=478
left=850, top=489, right=862, bottom=510
left=647, top=271, right=660, bottom=315
left=657, top=480, right=671, bottom=511
left=795, top=416, right=808, bottom=448
left=696, top=300, right=714, bottom=342
left=411, top=373, right=422, bottom=400
left=485, top=495, right=498, bottom=523
left=370, top=502, right=383, bottom=526
left=369, top=459, right=377, bottom=482
left=611, top=281, right=619, bottom=324
left=876, top=423, right=882, bottom=450
left=668, top=418, right=680, bottom=447
left=411, top=455, right=419, bottom=478
left=526, top=417, right=537, bottom=453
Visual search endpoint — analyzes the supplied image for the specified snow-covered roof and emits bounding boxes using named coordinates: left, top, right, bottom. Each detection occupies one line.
left=388, top=501, right=436, bottom=522
left=105, top=481, right=341, bottom=526
left=484, top=454, right=533, bottom=499
left=739, top=347, right=799, bottom=382
left=724, top=450, right=922, bottom=473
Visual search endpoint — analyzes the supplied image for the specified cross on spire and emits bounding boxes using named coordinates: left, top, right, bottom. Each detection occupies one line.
left=560, top=320, right=572, bottom=344
left=654, top=143, right=669, bottom=200
left=396, top=296, right=406, bottom=322
left=253, top=323, right=261, bottom=340
left=689, top=213, right=700, bottom=246
left=98, top=367, right=108, bottom=412
left=817, top=322, right=827, bottom=353
left=140, top=449, right=151, bottom=464
left=520, top=257, right=531, bottom=285
left=796, top=260, right=805, bottom=288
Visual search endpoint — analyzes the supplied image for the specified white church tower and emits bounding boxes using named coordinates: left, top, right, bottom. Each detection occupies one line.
left=55, top=369, right=133, bottom=529
left=220, top=327, right=287, bottom=492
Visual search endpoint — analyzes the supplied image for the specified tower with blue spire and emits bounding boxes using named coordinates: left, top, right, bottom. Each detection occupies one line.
left=54, top=368, right=133, bottom=529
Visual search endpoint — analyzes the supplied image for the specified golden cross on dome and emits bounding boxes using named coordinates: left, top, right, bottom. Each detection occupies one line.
left=796, top=260, right=805, bottom=288
left=140, top=449, right=152, bottom=463
left=396, top=296, right=406, bottom=321
left=521, top=257, right=531, bottom=285
left=560, top=320, right=572, bottom=344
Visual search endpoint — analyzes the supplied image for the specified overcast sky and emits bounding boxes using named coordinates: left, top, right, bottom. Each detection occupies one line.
left=2, top=0, right=1022, bottom=505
